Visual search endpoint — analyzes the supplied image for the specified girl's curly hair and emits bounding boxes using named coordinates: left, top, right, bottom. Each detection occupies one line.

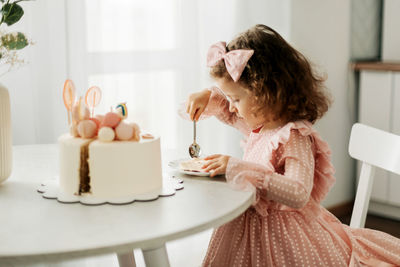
left=210, top=24, right=331, bottom=124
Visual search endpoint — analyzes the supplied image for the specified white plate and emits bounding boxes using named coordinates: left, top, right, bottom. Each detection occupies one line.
left=168, top=158, right=210, bottom=177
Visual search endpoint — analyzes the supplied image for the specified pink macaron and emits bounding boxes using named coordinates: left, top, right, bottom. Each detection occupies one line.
left=77, top=120, right=98, bottom=139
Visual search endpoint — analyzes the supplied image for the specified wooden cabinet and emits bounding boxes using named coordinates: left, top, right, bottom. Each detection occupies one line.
left=356, top=62, right=400, bottom=220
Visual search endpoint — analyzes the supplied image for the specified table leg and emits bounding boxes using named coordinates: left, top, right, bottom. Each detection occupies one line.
left=142, top=244, right=170, bottom=267
left=117, top=251, right=137, bottom=267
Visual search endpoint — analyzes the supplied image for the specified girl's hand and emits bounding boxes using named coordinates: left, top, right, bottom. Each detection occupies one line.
left=186, top=89, right=211, bottom=121
left=202, top=154, right=230, bottom=177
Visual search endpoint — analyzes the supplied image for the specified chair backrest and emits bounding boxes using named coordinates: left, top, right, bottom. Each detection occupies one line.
left=348, top=123, right=400, bottom=228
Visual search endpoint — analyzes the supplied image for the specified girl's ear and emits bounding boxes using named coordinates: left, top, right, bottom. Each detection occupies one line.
left=249, top=104, right=260, bottom=117
left=251, top=106, right=268, bottom=121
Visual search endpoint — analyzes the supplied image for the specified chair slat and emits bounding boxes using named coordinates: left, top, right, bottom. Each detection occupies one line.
left=349, top=123, right=400, bottom=175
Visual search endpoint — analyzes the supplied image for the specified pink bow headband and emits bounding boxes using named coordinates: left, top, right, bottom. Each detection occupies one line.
left=206, top=41, right=254, bottom=82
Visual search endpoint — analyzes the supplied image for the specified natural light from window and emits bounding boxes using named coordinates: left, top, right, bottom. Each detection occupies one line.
left=85, top=0, right=178, bottom=52
left=77, top=0, right=181, bottom=150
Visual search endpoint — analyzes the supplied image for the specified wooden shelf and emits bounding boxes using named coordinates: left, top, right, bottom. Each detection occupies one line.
left=352, top=61, right=400, bottom=72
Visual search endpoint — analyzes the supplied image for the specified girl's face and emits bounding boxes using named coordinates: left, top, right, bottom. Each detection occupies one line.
left=216, top=78, right=267, bottom=129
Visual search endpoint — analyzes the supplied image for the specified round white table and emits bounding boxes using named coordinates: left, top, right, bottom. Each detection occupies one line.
left=0, top=145, right=254, bottom=267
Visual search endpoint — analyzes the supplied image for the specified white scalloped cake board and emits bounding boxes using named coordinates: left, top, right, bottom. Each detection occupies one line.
left=37, top=175, right=184, bottom=205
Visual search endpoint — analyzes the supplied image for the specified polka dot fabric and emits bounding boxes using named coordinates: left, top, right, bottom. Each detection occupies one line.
left=200, top=89, right=400, bottom=267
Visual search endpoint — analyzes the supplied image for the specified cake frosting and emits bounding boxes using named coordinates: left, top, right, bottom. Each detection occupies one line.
left=179, top=158, right=209, bottom=173
left=58, top=134, right=162, bottom=198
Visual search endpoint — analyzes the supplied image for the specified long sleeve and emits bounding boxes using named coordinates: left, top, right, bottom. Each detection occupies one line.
left=226, top=130, right=315, bottom=209
left=178, top=86, right=251, bottom=136
left=202, top=86, right=251, bottom=136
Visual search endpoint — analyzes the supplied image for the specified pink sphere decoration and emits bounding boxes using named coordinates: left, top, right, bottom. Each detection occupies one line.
left=101, top=112, right=121, bottom=128
left=115, top=121, right=134, bottom=141
left=77, top=120, right=97, bottom=139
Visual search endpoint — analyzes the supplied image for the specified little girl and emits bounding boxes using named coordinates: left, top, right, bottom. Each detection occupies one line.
left=184, top=24, right=400, bottom=266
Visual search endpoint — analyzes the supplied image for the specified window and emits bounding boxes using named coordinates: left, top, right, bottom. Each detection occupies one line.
left=85, top=0, right=178, bottom=52
left=66, top=0, right=195, bottom=151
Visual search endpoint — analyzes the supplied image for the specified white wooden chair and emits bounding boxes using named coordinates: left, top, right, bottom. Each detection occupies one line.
left=348, top=123, right=400, bottom=228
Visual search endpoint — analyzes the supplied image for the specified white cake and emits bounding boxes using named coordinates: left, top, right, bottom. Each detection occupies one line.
left=58, top=134, right=162, bottom=198
left=179, top=158, right=208, bottom=173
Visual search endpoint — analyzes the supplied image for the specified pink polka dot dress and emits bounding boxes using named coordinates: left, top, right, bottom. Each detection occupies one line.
left=197, top=87, right=400, bottom=267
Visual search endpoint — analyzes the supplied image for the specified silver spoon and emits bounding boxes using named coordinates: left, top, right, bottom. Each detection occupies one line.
left=189, top=120, right=201, bottom=158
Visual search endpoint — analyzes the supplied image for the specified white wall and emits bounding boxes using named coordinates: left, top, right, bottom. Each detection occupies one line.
left=289, top=0, right=355, bottom=207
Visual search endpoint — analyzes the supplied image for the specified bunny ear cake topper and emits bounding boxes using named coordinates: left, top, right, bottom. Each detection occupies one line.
left=63, top=80, right=103, bottom=127
left=63, top=79, right=76, bottom=126
left=85, top=86, right=102, bottom=118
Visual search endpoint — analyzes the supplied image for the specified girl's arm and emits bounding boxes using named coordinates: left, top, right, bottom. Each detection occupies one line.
left=226, top=130, right=314, bottom=209
left=200, top=86, right=251, bottom=136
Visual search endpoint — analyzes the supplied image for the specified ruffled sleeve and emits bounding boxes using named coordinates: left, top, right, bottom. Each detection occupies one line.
left=178, top=86, right=251, bottom=136
left=225, top=121, right=336, bottom=207
left=226, top=129, right=315, bottom=209
left=265, top=121, right=336, bottom=203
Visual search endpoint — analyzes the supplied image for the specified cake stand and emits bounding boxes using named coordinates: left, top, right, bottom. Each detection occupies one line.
left=37, top=175, right=183, bottom=205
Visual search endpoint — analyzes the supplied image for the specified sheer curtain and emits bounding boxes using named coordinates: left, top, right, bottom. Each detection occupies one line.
left=64, top=0, right=290, bottom=157
left=5, top=0, right=290, bottom=159
left=66, top=0, right=200, bottom=154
